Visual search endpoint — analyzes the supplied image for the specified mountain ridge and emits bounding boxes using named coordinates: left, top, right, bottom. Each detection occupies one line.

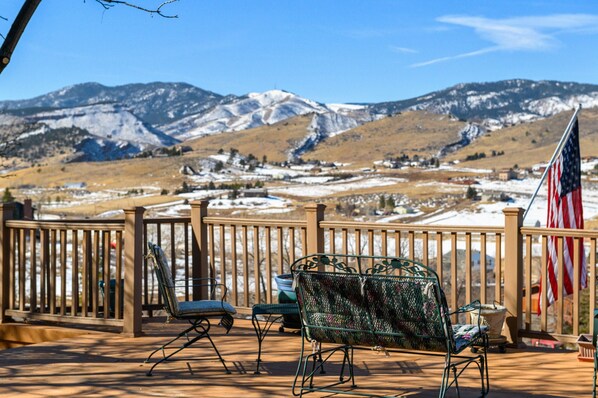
left=1, top=79, right=598, bottom=164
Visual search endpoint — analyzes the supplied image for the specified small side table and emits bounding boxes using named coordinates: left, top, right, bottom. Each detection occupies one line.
left=251, top=303, right=300, bottom=374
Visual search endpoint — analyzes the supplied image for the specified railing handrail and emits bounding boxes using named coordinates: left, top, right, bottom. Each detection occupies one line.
left=205, top=216, right=307, bottom=228
left=5, top=219, right=125, bottom=231
left=321, top=220, right=504, bottom=234
left=521, top=226, right=598, bottom=238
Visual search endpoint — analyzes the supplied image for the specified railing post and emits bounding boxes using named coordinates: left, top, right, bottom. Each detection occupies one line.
left=123, top=206, right=145, bottom=337
left=503, top=207, right=523, bottom=345
left=0, top=203, right=14, bottom=324
left=305, top=203, right=326, bottom=255
left=191, top=200, right=209, bottom=300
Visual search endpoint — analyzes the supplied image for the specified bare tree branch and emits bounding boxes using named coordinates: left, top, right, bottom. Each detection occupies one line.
left=94, top=0, right=179, bottom=18
left=0, top=0, right=180, bottom=75
left=0, top=0, right=41, bottom=75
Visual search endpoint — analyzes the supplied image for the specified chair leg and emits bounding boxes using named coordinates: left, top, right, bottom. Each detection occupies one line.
left=145, top=318, right=230, bottom=376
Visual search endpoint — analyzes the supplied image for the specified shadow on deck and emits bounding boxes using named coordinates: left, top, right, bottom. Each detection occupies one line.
left=0, top=318, right=593, bottom=397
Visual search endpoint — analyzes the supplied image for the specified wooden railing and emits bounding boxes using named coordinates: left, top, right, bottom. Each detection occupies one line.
left=0, top=201, right=596, bottom=345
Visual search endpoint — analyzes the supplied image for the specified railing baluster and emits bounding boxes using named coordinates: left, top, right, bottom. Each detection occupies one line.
left=209, top=224, right=215, bottom=280
left=465, top=232, right=472, bottom=307
left=220, top=224, right=226, bottom=292
left=480, top=233, right=486, bottom=303
left=9, top=228, right=15, bottom=310
left=60, top=229, right=67, bottom=316
left=242, top=225, right=249, bottom=306
left=92, top=230, right=100, bottom=318
left=115, top=230, right=123, bottom=319
left=184, top=222, right=190, bottom=301
left=50, top=229, right=57, bottom=315
left=381, top=230, right=387, bottom=258
left=327, top=228, right=334, bottom=256
left=231, top=225, right=238, bottom=306
left=436, top=232, right=443, bottom=285
left=102, top=231, right=110, bottom=319
left=29, top=229, right=37, bottom=313
left=408, top=231, right=415, bottom=260
left=422, top=231, right=428, bottom=266
left=342, top=228, right=348, bottom=255
left=525, top=234, right=532, bottom=330
left=253, top=226, right=261, bottom=305
left=301, top=227, right=307, bottom=257
left=82, top=230, right=91, bottom=318
left=19, top=228, right=25, bottom=311
left=495, top=233, right=502, bottom=304
left=71, top=230, right=79, bottom=317
left=40, top=229, right=48, bottom=314
left=265, top=226, right=272, bottom=304
left=450, top=232, right=458, bottom=324
left=540, top=235, right=548, bottom=330
left=572, top=236, right=580, bottom=337
left=170, top=222, right=176, bottom=283
left=143, top=221, right=149, bottom=308
left=289, top=228, right=296, bottom=264
left=276, top=227, right=283, bottom=276
left=557, top=237, right=564, bottom=334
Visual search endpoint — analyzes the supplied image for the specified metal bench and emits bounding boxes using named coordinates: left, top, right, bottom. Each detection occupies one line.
left=291, top=253, right=489, bottom=398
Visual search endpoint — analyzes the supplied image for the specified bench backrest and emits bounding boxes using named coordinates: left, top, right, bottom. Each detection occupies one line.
left=291, top=254, right=455, bottom=353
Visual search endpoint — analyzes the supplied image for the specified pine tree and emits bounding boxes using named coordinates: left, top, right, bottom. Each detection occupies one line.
left=379, top=195, right=386, bottom=209
left=2, top=188, right=14, bottom=203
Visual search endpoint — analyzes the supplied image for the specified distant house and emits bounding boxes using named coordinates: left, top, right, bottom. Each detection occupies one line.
left=498, top=169, right=517, bottom=181
left=241, top=188, right=268, bottom=198
left=63, top=182, right=87, bottom=189
left=393, top=205, right=414, bottom=215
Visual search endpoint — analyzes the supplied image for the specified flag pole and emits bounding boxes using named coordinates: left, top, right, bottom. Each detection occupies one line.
left=522, top=104, right=582, bottom=222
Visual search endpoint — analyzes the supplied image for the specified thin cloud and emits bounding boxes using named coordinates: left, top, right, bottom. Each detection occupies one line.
left=390, top=46, right=418, bottom=54
left=412, top=13, right=598, bottom=67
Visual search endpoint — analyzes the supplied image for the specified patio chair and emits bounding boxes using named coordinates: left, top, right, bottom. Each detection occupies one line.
left=144, top=242, right=236, bottom=376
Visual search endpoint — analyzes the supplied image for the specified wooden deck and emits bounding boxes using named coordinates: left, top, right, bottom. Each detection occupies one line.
left=0, top=317, right=594, bottom=397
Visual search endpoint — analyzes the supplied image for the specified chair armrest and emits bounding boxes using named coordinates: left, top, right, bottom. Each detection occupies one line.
left=450, top=300, right=482, bottom=328
left=172, top=278, right=228, bottom=301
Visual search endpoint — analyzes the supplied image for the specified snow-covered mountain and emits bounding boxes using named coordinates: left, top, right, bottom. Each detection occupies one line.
left=2, top=79, right=598, bottom=163
left=0, top=82, right=230, bottom=125
left=0, top=103, right=178, bottom=162
left=29, top=103, right=176, bottom=148
left=161, top=90, right=377, bottom=159
left=162, top=90, right=330, bottom=140
left=370, top=79, right=598, bottom=130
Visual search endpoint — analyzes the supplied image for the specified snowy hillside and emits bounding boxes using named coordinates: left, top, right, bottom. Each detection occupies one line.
left=0, top=82, right=229, bottom=125
left=370, top=79, right=598, bottom=130
left=161, top=90, right=331, bottom=140
left=28, top=103, right=177, bottom=148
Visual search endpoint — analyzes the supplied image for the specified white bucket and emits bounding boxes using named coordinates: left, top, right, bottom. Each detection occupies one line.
left=470, top=304, right=507, bottom=338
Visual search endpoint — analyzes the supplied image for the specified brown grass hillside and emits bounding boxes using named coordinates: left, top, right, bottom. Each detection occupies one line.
left=185, top=114, right=314, bottom=162
left=308, top=111, right=466, bottom=167
left=445, top=108, right=598, bottom=169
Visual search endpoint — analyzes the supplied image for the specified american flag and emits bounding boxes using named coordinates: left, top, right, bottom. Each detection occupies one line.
left=539, top=118, right=586, bottom=313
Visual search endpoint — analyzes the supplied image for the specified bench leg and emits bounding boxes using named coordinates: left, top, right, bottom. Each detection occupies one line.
left=440, top=335, right=490, bottom=398
left=292, top=338, right=357, bottom=397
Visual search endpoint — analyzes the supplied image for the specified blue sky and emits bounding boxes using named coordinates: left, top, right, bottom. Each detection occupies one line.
left=2, top=0, right=598, bottom=103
